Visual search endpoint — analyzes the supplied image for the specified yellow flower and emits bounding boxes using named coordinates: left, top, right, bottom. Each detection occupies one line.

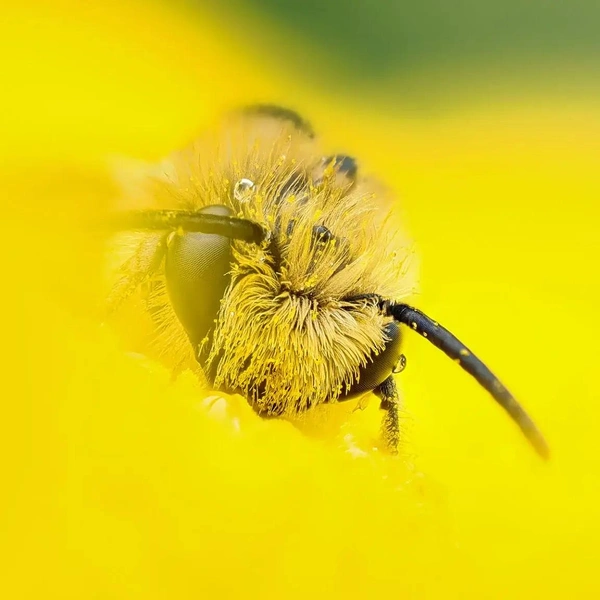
left=1, top=1, right=599, bottom=598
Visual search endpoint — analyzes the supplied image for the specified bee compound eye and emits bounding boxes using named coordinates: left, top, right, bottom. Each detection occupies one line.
left=164, top=205, right=233, bottom=354
left=342, top=321, right=403, bottom=399
left=322, top=155, right=357, bottom=179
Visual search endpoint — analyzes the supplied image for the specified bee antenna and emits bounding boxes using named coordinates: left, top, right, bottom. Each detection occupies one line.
left=106, top=210, right=268, bottom=244
left=382, top=301, right=549, bottom=459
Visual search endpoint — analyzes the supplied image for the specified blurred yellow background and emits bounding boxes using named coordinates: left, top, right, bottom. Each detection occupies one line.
left=2, top=0, right=599, bottom=598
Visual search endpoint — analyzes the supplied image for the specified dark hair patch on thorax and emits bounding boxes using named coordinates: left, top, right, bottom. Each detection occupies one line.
left=322, top=155, right=357, bottom=179
left=241, top=104, right=315, bottom=138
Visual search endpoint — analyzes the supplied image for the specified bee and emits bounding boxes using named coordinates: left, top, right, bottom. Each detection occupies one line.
left=105, top=104, right=549, bottom=459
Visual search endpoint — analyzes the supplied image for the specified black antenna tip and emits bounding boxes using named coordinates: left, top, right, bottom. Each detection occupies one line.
left=385, top=302, right=550, bottom=460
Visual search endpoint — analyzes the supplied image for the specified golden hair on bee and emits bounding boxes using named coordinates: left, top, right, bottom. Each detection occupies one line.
left=105, top=104, right=549, bottom=459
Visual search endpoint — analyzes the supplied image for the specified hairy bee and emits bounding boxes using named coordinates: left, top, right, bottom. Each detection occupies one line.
left=106, top=104, right=548, bottom=458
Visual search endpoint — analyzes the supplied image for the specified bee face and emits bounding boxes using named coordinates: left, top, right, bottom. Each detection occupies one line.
left=107, top=105, right=548, bottom=458
left=145, top=107, right=411, bottom=414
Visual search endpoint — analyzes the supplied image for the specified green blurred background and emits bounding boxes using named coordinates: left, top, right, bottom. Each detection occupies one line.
left=197, top=0, right=599, bottom=100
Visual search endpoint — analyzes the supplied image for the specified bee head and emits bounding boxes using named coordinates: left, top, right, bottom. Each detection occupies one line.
left=111, top=204, right=548, bottom=460
left=106, top=102, right=547, bottom=458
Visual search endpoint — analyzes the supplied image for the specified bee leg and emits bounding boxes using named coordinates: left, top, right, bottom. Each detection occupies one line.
left=374, top=375, right=401, bottom=455
left=106, top=232, right=168, bottom=315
